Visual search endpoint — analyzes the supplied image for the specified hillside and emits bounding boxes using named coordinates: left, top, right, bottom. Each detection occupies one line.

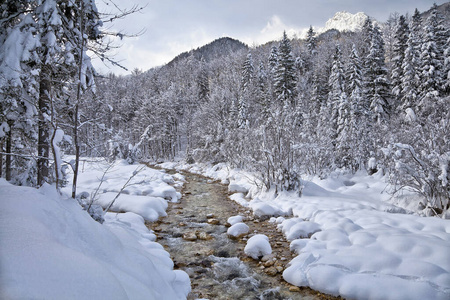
left=167, top=37, right=248, bottom=67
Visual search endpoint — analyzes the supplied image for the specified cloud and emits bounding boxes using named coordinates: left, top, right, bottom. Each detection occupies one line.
left=252, top=15, right=308, bottom=44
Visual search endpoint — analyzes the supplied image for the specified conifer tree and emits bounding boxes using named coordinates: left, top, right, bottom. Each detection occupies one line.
left=327, top=44, right=346, bottom=135
left=365, top=24, right=391, bottom=124
left=391, top=15, right=409, bottom=108
left=400, top=9, right=421, bottom=113
left=274, top=31, right=297, bottom=108
left=418, top=4, right=442, bottom=106
left=306, top=26, right=317, bottom=56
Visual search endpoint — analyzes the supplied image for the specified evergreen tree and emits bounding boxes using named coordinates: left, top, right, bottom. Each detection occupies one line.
left=444, top=35, right=450, bottom=94
left=197, top=63, right=210, bottom=102
left=418, top=3, right=445, bottom=107
left=0, top=1, right=40, bottom=183
left=241, top=52, right=254, bottom=90
left=399, top=9, right=422, bottom=113
left=306, top=26, right=317, bottom=56
left=360, top=17, right=373, bottom=59
left=365, top=24, right=391, bottom=124
left=391, top=15, right=409, bottom=108
left=346, top=45, right=370, bottom=171
left=274, top=31, right=297, bottom=108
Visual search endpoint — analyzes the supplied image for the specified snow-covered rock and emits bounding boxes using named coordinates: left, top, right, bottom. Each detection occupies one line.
left=244, top=234, right=272, bottom=259
left=227, top=215, right=244, bottom=226
left=227, top=222, right=249, bottom=238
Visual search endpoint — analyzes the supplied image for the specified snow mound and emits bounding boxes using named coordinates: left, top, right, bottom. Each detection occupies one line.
left=227, top=215, right=244, bottom=226
left=229, top=192, right=250, bottom=207
left=227, top=222, right=250, bottom=238
left=63, top=159, right=181, bottom=221
left=250, top=198, right=285, bottom=218
left=278, top=218, right=321, bottom=241
left=283, top=209, right=450, bottom=300
left=98, top=193, right=168, bottom=222
left=0, top=179, right=190, bottom=300
left=244, top=234, right=272, bottom=259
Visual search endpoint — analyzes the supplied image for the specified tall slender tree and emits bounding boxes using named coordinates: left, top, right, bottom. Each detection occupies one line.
left=274, top=31, right=297, bottom=108
left=391, top=15, right=409, bottom=109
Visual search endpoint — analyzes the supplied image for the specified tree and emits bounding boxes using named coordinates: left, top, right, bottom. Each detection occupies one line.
left=391, top=15, right=409, bottom=108
left=306, top=26, right=317, bottom=56
left=365, top=24, right=391, bottom=124
left=346, top=45, right=370, bottom=171
left=0, top=1, right=40, bottom=185
left=418, top=3, right=446, bottom=110
left=400, top=9, right=422, bottom=113
left=327, top=44, right=346, bottom=142
left=274, top=31, right=297, bottom=108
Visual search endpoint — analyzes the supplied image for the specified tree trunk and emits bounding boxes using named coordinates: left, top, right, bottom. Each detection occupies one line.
left=72, top=3, right=85, bottom=198
left=37, top=64, right=51, bottom=186
left=5, top=121, right=12, bottom=181
left=0, top=140, right=3, bottom=178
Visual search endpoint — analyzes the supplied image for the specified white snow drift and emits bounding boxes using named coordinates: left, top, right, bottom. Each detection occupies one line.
left=0, top=178, right=190, bottom=300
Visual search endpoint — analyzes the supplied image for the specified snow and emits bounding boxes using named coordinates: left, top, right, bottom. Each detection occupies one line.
left=229, top=192, right=250, bottom=207
left=277, top=218, right=321, bottom=241
left=227, top=215, right=244, bottom=226
left=63, top=158, right=181, bottom=221
left=323, top=11, right=369, bottom=33
left=0, top=178, right=190, bottom=300
left=227, top=222, right=250, bottom=238
left=162, top=162, right=450, bottom=300
left=244, top=234, right=272, bottom=259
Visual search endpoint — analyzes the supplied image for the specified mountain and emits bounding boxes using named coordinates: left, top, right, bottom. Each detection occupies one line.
left=167, top=37, right=248, bottom=67
left=316, top=11, right=369, bottom=35
left=421, top=2, right=450, bottom=25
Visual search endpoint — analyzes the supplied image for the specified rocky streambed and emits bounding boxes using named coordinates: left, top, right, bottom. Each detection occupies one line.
left=146, top=170, right=338, bottom=300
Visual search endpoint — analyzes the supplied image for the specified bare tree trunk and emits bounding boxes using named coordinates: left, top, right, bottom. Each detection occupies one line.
left=5, top=121, right=12, bottom=181
left=72, top=2, right=85, bottom=198
left=0, top=139, right=3, bottom=178
left=37, top=63, right=51, bottom=186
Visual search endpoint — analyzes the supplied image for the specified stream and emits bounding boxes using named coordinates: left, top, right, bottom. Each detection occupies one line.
left=147, top=170, right=337, bottom=300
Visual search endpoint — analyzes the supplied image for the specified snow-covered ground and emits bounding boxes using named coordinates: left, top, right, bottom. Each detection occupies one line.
left=0, top=159, right=190, bottom=300
left=159, top=161, right=450, bottom=300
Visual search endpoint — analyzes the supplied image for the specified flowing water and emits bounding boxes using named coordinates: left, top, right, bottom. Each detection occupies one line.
left=147, top=170, right=337, bottom=300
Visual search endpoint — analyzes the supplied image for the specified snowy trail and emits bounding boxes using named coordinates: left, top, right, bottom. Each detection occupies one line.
left=146, top=169, right=334, bottom=300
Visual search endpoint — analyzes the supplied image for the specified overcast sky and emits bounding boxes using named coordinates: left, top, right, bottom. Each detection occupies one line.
left=93, top=0, right=445, bottom=75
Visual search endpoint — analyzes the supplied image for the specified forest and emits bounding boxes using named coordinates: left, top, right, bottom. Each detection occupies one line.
left=0, top=1, right=449, bottom=217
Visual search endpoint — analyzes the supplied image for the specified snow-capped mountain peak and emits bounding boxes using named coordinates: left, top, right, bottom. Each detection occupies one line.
left=322, top=11, right=369, bottom=33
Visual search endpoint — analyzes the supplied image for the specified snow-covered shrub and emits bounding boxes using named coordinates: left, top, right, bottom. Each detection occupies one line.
left=76, top=191, right=105, bottom=224
left=390, top=143, right=449, bottom=215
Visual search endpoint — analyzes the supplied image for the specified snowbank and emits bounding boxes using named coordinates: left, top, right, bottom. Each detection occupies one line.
left=160, top=161, right=450, bottom=300
left=0, top=179, right=190, bottom=300
left=64, top=159, right=182, bottom=221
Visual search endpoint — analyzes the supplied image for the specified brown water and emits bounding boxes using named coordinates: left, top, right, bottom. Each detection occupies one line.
left=146, top=170, right=338, bottom=300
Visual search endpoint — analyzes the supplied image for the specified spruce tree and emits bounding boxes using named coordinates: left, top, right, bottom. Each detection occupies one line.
left=365, top=24, right=391, bottom=124
left=306, top=26, right=317, bottom=56
left=418, top=3, right=445, bottom=106
left=399, top=9, right=422, bottom=113
left=274, top=31, right=297, bottom=108
left=391, top=15, right=409, bottom=109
